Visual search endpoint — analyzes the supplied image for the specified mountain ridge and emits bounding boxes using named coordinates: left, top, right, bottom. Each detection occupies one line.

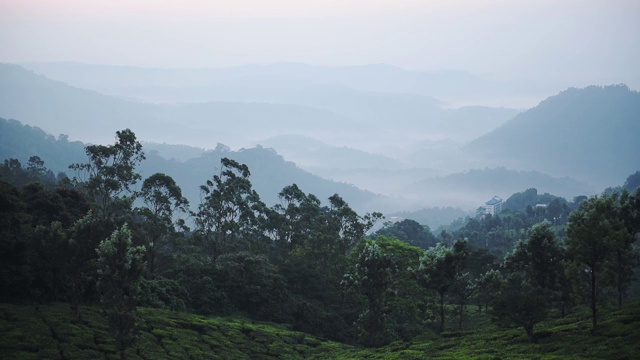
left=465, top=84, right=640, bottom=188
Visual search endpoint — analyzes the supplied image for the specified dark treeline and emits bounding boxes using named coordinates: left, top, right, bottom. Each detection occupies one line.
left=1, top=129, right=639, bottom=356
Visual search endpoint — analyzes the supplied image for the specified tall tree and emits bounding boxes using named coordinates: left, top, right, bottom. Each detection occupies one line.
left=137, top=173, right=189, bottom=275
left=96, top=224, right=145, bottom=360
left=567, top=194, right=628, bottom=330
left=342, top=238, right=397, bottom=346
left=504, top=221, right=567, bottom=311
left=415, top=240, right=468, bottom=332
left=492, top=272, right=547, bottom=343
left=611, top=189, right=640, bottom=306
left=69, top=129, right=145, bottom=222
left=267, top=184, right=323, bottom=259
left=472, top=269, right=503, bottom=314
left=195, top=158, right=266, bottom=262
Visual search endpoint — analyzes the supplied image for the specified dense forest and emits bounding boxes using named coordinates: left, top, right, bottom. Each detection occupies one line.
left=1, top=128, right=639, bottom=359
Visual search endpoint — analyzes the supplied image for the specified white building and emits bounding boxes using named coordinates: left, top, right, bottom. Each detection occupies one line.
left=484, top=196, right=503, bottom=216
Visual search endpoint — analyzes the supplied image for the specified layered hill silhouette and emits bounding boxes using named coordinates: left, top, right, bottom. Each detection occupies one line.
left=0, top=63, right=365, bottom=149
left=22, top=61, right=555, bottom=105
left=3, top=63, right=521, bottom=148
left=466, top=85, right=640, bottom=188
left=2, top=63, right=637, bottom=213
left=0, top=118, right=381, bottom=212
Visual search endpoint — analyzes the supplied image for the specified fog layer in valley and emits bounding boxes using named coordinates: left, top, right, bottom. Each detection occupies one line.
left=2, top=62, right=639, bottom=224
left=1, top=1, right=638, bottom=227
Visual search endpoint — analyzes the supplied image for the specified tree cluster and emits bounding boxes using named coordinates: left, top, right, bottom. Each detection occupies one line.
left=1, top=129, right=639, bottom=352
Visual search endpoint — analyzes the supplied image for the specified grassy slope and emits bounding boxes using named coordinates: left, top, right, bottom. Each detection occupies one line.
left=1, top=301, right=639, bottom=359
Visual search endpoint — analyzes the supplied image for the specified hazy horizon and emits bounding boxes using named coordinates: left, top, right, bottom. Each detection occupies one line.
left=1, top=1, right=639, bottom=212
left=1, top=0, right=639, bottom=88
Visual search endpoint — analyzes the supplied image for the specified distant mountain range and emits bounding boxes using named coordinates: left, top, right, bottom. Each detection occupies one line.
left=21, top=61, right=558, bottom=107
left=0, top=63, right=519, bottom=151
left=2, top=62, right=638, bottom=216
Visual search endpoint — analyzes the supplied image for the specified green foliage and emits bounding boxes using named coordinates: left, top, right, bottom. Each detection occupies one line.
left=623, top=171, right=640, bottom=192
left=416, top=241, right=468, bottom=332
left=374, top=219, right=436, bottom=249
left=2, top=125, right=639, bottom=357
left=492, top=272, right=548, bottom=342
left=138, top=277, right=188, bottom=311
left=2, top=301, right=640, bottom=359
left=567, top=194, right=630, bottom=330
left=505, top=222, right=567, bottom=309
left=96, top=223, right=146, bottom=358
left=69, top=129, right=145, bottom=222
left=195, top=157, right=267, bottom=261
left=0, top=180, right=31, bottom=302
left=343, top=238, right=397, bottom=346
left=504, top=188, right=568, bottom=213
left=472, top=269, right=503, bottom=314
left=137, top=172, right=189, bottom=275
left=216, top=252, right=290, bottom=322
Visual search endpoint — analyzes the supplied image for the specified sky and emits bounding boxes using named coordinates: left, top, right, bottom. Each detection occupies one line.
left=1, top=0, right=639, bottom=86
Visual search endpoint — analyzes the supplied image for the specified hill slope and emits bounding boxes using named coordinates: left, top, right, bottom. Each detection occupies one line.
left=22, top=61, right=555, bottom=105
left=1, top=301, right=638, bottom=359
left=0, top=118, right=381, bottom=212
left=403, top=167, right=594, bottom=209
left=466, top=85, right=640, bottom=187
left=0, top=63, right=365, bottom=149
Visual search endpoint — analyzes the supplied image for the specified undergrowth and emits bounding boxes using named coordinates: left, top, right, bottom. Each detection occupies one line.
left=1, top=300, right=638, bottom=359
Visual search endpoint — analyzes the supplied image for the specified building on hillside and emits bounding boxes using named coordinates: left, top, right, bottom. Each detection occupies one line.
left=484, top=196, right=503, bottom=216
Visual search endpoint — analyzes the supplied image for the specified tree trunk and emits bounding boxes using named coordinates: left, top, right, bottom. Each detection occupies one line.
left=149, top=244, right=156, bottom=276
left=617, top=250, right=623, bottom=307
left=591, top=266, right=597, bottom=331
left=439, top=292, right=445, bottom=332
left=524, top=323, right=535, bottom=343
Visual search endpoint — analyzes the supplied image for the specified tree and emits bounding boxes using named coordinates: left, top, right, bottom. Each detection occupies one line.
left=69, top=129, right=145, bottom=222
left=342, top=238, right=397, bottom=346
left=0, top=180, right=31, bottom=302
left=195, top=158, right=266, bottom=262
left=26, top=155, right=53, bottom=183
left=267, top=184, right=323, bottom=260
left=472, top=269, right=503, bottom=314
left=492, top=272, right=547, bottom=342
left=216, top=252, right=290, bottom=322
left=567, top=194, right=628, bottom=330
left=504, top=221, right=567, bottom=312
left=610, top=189, right=640, bottom=306
left=137, top=173, right=189, bottom=275
left=96, top=224, right=145, bottom=360
left=374, top=219, right=436, bottom=249
left=415, top=240, right=468, bottom=332
left=623, top=171, right=640, bottom=192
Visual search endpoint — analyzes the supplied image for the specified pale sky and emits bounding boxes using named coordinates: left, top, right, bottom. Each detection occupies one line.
left=1, top=0, right=639, bottom=85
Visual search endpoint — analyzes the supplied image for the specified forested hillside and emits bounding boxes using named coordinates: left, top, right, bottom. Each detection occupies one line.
left=466, top=85, right=640, bottom=187
left=0, top=118, right=380, bottom=211
left=1, top=126, right=639, bottom=359
left=3, top=1, right=639, bottom=358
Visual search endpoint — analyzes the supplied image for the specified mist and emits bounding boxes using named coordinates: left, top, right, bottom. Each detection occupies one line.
left=1, top=0, right=639, bottom=219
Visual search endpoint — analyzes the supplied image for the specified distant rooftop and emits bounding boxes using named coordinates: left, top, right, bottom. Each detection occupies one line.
left=485, top=196, right=502, bottom=206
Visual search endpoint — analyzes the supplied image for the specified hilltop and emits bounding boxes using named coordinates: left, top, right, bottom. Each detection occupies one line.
left=466, top=85, right=640, bottom=188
